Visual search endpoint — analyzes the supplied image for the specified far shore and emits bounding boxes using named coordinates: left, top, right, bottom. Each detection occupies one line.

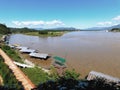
left=24, top=31, right=68, bottom=37
left=11, top=28, right=79, bottom=37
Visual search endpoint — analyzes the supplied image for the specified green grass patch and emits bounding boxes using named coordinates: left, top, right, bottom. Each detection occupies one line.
left=0, top=34, right=2, bottom=38
left=1, top=45, right=52, bottom=86
left=1, top=45, right=23, bottom=63
left=0, top=57, right=23, bottom=89
left=21, top=67, right=52, bottom=85
left=24, top=31, right=67, bottom=37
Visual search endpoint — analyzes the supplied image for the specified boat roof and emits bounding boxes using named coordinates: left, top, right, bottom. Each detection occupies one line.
left=88, top=71, right=120, bottom=82
left=29, top=52, right=48, bottom=59
left=20, top=48, right=36, bottom=53
left=13, top=61, right=34, bottom=68
left=53, top=56, right=66, bottom=64
left=16, top=46, right=29, bottom=50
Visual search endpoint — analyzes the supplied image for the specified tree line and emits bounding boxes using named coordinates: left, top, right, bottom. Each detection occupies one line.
left=0, top=24, right=11, bottom=34
left=110, top=28, right=120, bottom=32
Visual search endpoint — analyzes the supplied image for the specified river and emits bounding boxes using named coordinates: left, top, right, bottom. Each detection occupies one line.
left=9, top=31, right=120, bottom=78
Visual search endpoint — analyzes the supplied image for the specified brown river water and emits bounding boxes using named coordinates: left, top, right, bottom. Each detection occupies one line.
left=9, top=31, right=120, bottom=78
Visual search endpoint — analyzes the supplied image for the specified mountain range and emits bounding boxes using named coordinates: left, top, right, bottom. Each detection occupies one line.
left=33, top=27, right=79, bottom=31
left=10, top=24, right=120, bottom=31
left=85, top=24, right=120, bottom=31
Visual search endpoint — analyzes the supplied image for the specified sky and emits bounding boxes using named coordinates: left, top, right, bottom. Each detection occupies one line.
left=0, top=0, right=120, bottom=29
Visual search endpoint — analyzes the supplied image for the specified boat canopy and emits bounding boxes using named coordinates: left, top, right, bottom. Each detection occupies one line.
left=29, top=52, right=48, bottom=59
left=53, top=56, right=66, bottom=64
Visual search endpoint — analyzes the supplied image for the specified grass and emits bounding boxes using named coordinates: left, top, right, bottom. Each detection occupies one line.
left=1, top=44, right=52, bottom=85
left=1, top=45, right=23, bottom=63
left=0, top=57, right=24, bottom=89
left=21, top=67, right=52, bottom=85
left=0, top=34, right=2, bottom=38
left=24, top=31, right=68, bottom=37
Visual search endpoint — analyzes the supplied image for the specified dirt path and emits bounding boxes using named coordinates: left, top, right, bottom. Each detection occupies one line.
left=0, top=49, right=36, bottom=90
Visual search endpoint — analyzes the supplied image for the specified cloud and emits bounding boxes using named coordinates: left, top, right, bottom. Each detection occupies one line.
left=97, top=21, right=112, bottom=26
left=112, top=16, right=120, bottom=21
left=96, top=15, right=120, bottom=27
left=12, top=20, right=65, bottom=28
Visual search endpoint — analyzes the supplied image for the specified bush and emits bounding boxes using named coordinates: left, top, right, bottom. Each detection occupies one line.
left=0, top=57, right=24, bottom=90
left=63, top=69, right=80, bottom=80
left=87, top=78, right=120, bottom=90
left=0, top=24, right=11, bottom=34
left=39, top=31, right=48, bottom=35
left=21, top=67, right=51, bottom=85
left=1, top=45, right=23, bottom=63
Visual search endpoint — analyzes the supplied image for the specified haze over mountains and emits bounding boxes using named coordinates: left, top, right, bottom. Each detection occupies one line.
left=34, top=24, right=120, bottom=31
left=9, top=23, right=120, bottom=31
left=85, top=24, right=120, bottom=31
left=32, top=27, right=78, bottom=31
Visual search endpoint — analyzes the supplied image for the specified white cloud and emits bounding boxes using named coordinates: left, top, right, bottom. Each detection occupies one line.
left=112, top=16, right=120, bottom=21
left=96, top=15, right=120, bottom=27
left=46, top=20, right=65, bottom=26
left=97, top=21, right=112, bottom=26
left=12, top=20, right=65, bottom=28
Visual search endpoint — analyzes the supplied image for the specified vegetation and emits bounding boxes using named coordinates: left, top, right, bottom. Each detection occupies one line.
left=87, top=78, right=120, bottom=90
left=0, top=39, right=119, bottom=90
left=0, top=23, right=76, bottom=37
left=34, top=68, right=120, bottom=90
left=0, top=44, right=52, bottom=85
left=11, top=27, right=36, bottom=33
left=10, top=27, right=77, bottom=37
left=0, top=57, right=24, bottom=90
left=21, top=67, right=51, bottom=85
left=24, top=31, right=65, bottom=37
left=0, top=24, right=11, bottom=34
left=21, top=64, right=80, bottom=86
left=63, top=69, right=80, bottom=80
left=36, top=77, right=120, bottom=90
left=39, top=30, right=48, bottom=34
left=18, top=29, right=70, bottom=37
left=36, top=77, right=81, bottom=90
left=0, top=34, right=2, bottom=38
left=1, top=45, right=23, bottom=63
left=110, top=28, right=120, bottom=32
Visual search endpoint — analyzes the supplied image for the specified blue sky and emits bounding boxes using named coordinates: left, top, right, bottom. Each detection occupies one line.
left=0, top=0, right=120, bottom=29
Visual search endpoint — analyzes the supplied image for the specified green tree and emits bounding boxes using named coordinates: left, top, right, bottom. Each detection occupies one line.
left=0, top=24, right=11, bottom=34
left=63, top=69, right=80, bottom=80
left=39, top=30, right=48, bottom=34
left=111, top=28, right=120, bottom=32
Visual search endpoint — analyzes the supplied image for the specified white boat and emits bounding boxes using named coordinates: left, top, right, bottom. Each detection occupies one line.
left=29, top=52, right=49, bottom=59
left=16, top=46, right=29, bottom=50
left=13, top=61, right=34, bottom=68
left=20, top=48, right=36, bottom=53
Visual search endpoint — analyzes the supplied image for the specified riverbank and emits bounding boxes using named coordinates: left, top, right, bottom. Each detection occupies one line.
left=18, top=52, right=53, bottom=69
left=0, top=45, right=53, bottom=85
left=11, top=27, right=78, bottom=37
left=109, top=28, right=120, bottom=32
left=8, top=32, right=120, bottom=78
left=24, top=31, right=68, bottom=37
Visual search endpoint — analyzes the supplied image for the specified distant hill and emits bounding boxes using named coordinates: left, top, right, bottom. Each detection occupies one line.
left=31, top=28, right=43, bottom=30
left=110, top=24, right=120, bottom=29
left=85, top=27, right=109, bottom=31
left=84, top=24, right=120, bottom=31
left=51, top=27, right=77, bottom=30
left=33, top=27, right=78, bottom=31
